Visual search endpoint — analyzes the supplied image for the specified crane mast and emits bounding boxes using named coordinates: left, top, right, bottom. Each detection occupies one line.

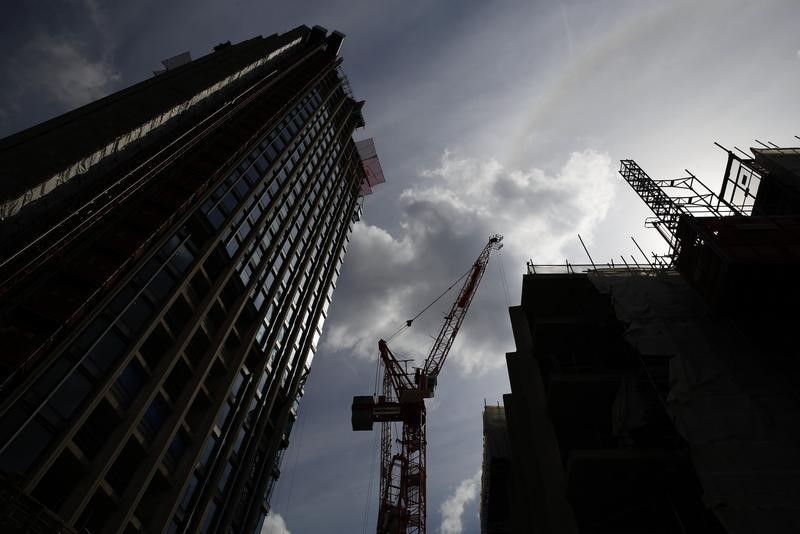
left=352, top=234, right=503, bottom=534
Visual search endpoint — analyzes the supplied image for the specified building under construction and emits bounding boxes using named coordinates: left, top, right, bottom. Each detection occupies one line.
left=483, top=144, right=800, bottom=533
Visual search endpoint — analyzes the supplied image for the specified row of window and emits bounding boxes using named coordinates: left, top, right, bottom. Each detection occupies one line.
left=0, top=231, right=198, bottom=476
left=164, top=70, right=358, bottom=531
left=170, top=124, right=361, bottom=533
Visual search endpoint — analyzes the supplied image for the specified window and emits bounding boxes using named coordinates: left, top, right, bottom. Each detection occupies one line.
left=165, top=295, right=193, bottom=336
left=139, top=323, right=172, bottom=369
left=0, top=418, right=53, bottom=475
left=107, top=438, right=146, bottom=494
left=32, top=449, right=84, bottom=510
left=164, top=359, right=191, bottom=402
left=141, top=394, right=170, bottom=437
left=74, top=399, right=120, bottom=460
left=233, top=179, right=249, bottom=199
left=147, top=268, right=177, bottom=302
left=170, top=244, right=195, bottom=274
left=25, top=357, right=71, bottom=406
left=115, top=359, right=148, bottom=408
left=167, top=430, right=190, bottom=466
left=199, top=434, right=218, bottom=467
left=218, top=461, right=234, bottom=493
left=119, top=295, right=154, bottom=335
left=41, top=369, right=93, bottom=428
left=207, top=208, right=225, bottom=230
left=185, top=327, right=210, bottom=367
left=215, top=400, right=233, bottom=431
left=220, top=193, right=237, bottom=215
left=199, top=500, right=219, bottom=534
left=178, top=473, right=200, bottom=513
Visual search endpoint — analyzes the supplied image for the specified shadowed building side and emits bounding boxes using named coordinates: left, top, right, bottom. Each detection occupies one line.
left=491, top=142, right=800, bottom=533
left=0, top=25, right=384, bottom=534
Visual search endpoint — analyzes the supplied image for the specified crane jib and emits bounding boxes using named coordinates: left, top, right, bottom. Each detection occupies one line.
left=457, top=267, right=481, bottom=308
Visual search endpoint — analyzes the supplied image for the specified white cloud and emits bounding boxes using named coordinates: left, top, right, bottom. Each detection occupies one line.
left=323, top=149, right=615, bottom=374
left=261, top=512, right=291, bottom=534
left=439, top=470, right=481, bottom=534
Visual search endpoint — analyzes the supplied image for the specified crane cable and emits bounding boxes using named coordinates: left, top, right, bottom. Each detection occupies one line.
left=497, top=248, right=511, bottom=307
left=384, top=266, right=473, bottom=344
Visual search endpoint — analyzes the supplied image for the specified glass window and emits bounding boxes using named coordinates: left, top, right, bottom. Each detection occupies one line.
left=213, top=185, right=227, bottom=200
left=85, top=328, right=127, bottom=378
left=199, top=500, right=218, bottom=534
left=218, top=461, right=233, bottom=493
left=215, top=400, right=233, bottom=431
left=233, top=179, right=249, bottom=199
left=220, top=193, right=237, bottom=215
left=119, top=295, right=154, bottom=335
left=207, top=208, right=225, bottom=230
left=178, top=473, right=200, bottom=513
left=107, top=284, right=136, bottom=316
left=142, top=394, right=170, bottom=436
left=231, top=371, right=247, bottom=398
left=256, top=372, right=268, bottom=398
left=170, top=244, right=194, bottom=274
left=254, top=291, right=265, bottom=311
left=158, top=235, right=181, bottom=261
left=42, top=370, right=93, bottom=427
left=199, top=435, right=218, bottom=467
left=167, top=430, right=189, bottom=465
left=147, top=268, right=177, bottom=302
left=0, top=418, right=53, bottom=475
left=239, top=219, right=251, bottom=240
left=225, top=238, right=238, bottom=258
left=25, top=357, right=72, bottom=406
left=115, top=359, right=148, bottom=408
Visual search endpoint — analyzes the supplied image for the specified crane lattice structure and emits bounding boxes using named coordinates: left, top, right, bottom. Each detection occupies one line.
left=619, top=160, right=741, bottom=267
left=352, top=234, right=504, bottom=534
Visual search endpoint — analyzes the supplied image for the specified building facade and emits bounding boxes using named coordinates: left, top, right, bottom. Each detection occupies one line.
left=0, top=25, right=383, bottom=534
left=480, top=405, right=512, bottom=534
left=490, top=144, right=800, bottom=533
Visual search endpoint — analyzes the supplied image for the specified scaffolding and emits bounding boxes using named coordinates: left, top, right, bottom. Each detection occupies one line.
left=618, top=160, right=742, bottom=267
left=717, top=143, right=765, bottom=215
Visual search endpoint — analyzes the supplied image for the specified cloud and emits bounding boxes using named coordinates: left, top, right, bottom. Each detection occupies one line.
left=18, top=34, right=121, bottom=107
left=439, top=470, right=480, bottom=534
left=323, top=148, right=615, bottom=374
left=261, top=512, right=291, bottom=534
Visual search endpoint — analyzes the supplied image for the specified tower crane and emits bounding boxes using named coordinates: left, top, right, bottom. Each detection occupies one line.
left=352, top=234, right=504, bottom=534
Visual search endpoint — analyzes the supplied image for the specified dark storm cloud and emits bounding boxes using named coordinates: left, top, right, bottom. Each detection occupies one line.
left=0, top=1, right=122, bottom=135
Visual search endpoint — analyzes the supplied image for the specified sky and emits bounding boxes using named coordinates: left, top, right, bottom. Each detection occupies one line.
left=2, top=1, right=800, bottom=532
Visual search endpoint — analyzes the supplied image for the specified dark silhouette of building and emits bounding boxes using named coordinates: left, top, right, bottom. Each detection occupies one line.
left=0, top=25, right=383, bottom=534
left=488, top=144, right=800, bottom=533
left=480, top=405, right=512, bottom=534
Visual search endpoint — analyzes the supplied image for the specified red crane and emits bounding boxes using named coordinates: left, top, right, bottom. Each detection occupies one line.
left=352, top=234, right=504, bottom=534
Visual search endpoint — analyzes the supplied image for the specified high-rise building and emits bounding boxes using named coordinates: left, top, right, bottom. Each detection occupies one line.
left=487, top=143, right=800, bottom=533
left=0, top=25, right=383, bottom=534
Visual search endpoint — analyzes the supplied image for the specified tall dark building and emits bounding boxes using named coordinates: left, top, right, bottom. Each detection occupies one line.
left=488, top=143, right=800, bottom=533
left=0, top=25, right=383, bottom=534
left=480, top=405, right=512, bottom=534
